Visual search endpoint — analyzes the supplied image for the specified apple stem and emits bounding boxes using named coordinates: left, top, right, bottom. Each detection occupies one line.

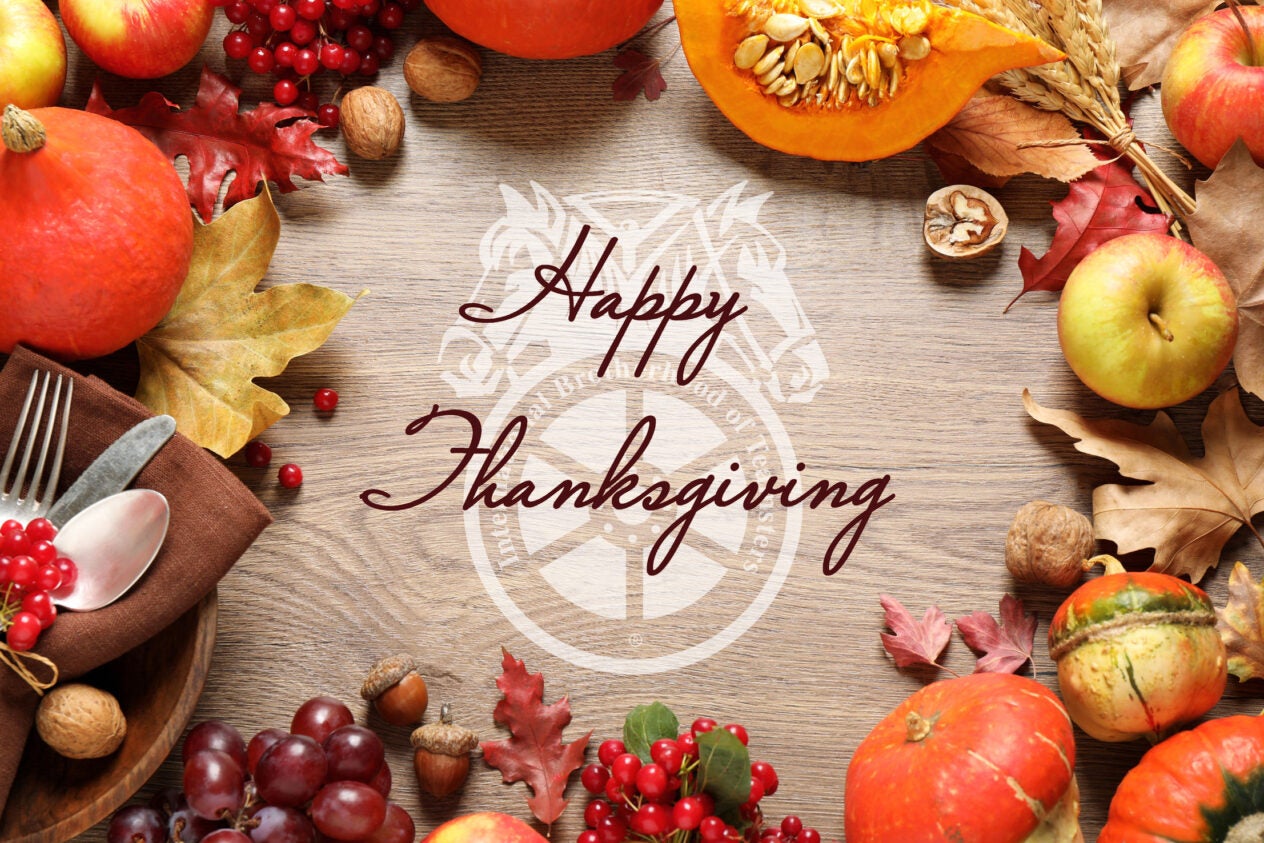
left=1149, top=313, right=1175, bottom=342
left=1228, top=0, right=1259, bottom=66
left=1, top=105, right=47, bottom=154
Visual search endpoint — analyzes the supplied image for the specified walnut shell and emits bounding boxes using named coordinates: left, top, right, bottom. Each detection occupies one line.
left=1005, top=501, right=1094, bottom=588
left=36, top=683, right=127, bottom=759
left=340, top=86, right=405, bottom=160
left=924, top=185, right=1008, bottom=259
left=404, top=37, right=482, bottom=103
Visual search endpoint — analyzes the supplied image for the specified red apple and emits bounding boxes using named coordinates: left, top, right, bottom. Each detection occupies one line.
left=1162, top=6, right=1264, bottom=168
left=420, top=813, right=548, bottom=843
left=60, top=0, right=214, bottom=79
left=0, top=0, right=66, bottom=109
left=1057, top=233, right=1237, bottom=410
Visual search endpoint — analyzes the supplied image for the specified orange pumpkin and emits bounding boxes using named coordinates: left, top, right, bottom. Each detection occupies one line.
left=0, top=105, right=193, bottom=361
left=1100, top=715, right=1264, bottom=842
left=845, top=673, right=1080, bottom=842
left=422, top=0, right=664, bottom=59
left=675, top=0, right=1065, bottom=161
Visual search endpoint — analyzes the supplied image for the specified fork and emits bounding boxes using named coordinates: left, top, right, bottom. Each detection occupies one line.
left=0, top=371, right=73, bottom=524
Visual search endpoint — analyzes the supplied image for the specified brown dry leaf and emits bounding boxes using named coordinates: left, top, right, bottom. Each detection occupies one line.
left=1102, top=0, right=1217, bottom=90
left=1023, top=388, right=1264, bottom=583
left=1217, top=561, right=1264, bottom=682
left=924, top=94, right=1100, bottom=182
left=135, top=187, right=362, bottom=458
left=1189, top=141, right=1264, bottom=399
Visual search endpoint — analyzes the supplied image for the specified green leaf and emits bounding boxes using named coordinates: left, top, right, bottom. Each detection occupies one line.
left=622, top=702, right=679, bottom=763
left=695, top=728, right=752, bottom=826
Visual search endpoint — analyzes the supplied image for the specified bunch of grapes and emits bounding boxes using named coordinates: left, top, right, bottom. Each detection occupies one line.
left=107, top=696, right=413, bottom=843
left=577, top=718, right=822, bottom=843
left=0, top=518, right=79, bottom=652
left=211, top=0, right=422, bottom=123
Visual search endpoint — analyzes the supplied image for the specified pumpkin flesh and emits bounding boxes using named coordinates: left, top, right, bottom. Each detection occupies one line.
left=676, top=0, right=1065, bottom=161
left=1100, top=715, right=1264, bottom=842
left=844, top=673, right=1078, bottom=842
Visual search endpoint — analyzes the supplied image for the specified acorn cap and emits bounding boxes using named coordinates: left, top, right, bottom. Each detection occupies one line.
left=411, top=705, right=479, bottom=756
left=360, top=654, right=419, bottom=700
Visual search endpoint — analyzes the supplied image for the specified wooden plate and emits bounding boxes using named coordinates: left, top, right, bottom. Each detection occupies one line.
left=0, top=589, right=218, bottom=843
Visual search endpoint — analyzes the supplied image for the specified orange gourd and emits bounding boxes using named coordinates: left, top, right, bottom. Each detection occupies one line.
left=675, top=0, right=1065, bottom=161
left=422, top=0, right=663, bottom=60
left=0, top=105, right=193, bottom=361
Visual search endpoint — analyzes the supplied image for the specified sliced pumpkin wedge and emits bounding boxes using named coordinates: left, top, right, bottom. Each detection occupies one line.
left=676, top=0, right=1065, bottom=161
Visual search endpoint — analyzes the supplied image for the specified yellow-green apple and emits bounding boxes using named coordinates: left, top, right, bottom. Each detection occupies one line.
left=1057, top=233, right=1237, bottom=410
left=0, top=0, right=66, bottom=109
left=1162, top=6, right=1264, bottom=168
left=60, top=0, right=214, bottom=79
left=420, top=813, right=548, bottom=842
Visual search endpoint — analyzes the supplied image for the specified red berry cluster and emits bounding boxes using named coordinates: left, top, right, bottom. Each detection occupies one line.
left=211, top=0, right=421, bottom=121
left=108, top=696, right=413, bottom=843
left=0, top=518, right=78, bottom=652
left=578, top=718, right=821, bottom=843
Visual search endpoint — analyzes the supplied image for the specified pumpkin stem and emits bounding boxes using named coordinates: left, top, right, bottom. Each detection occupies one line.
left=904, top=710, right=932, bottom=742
left=1084, top=554, right=1125, bottom=576
left=2, top=105, right=47, bottom=154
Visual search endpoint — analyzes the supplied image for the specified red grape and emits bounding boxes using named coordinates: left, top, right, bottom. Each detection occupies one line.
left=255, top=734, right=327, bottom=807
left=247, top=727, right=289, bottom=775
left=183, top=750, right=246, bottom=820
left=183, top=720, right=248, bottom=771
left=203, top=831, right=251, bottom=843
left=309, top=781, right=386, bottom=840
left=247, top=805, right=316, bottom=843
left=364, top=803, right=414, bottom=843
left=107, top=806, right=166, bottom=843
left=292, top=696, right=354, bottom=742
left=323, top=724, right=384, bottom=783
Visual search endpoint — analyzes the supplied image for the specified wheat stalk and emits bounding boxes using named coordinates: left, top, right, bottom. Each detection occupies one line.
left=944, top=0, right=1196, bottom=225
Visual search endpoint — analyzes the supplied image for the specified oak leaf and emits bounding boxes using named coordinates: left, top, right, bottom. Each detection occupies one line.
left=613, top=48, right=667, bottom=102
left=86, top=66, right=348, bottom=222
left=879, top=594, right=951, bottom=670
left=134, top=187, right=360, bottom=458
left=1188, top=141, right=1264, bottom=399
left=1009, top=158, right=1170, bottom=310
left=924, top=94, right=1100, bottom=184
left=956, top=594, right=1036, bottom=674
left=1102, top=0, right=1217, bottom=90
left=481, top=648, right=592, bottom=827
left=1217, top=561, right=1264, bottom=682
left=1023, top=388, right=1264, bottom=583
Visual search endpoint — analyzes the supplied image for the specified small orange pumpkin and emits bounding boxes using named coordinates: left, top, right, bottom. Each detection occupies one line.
left=0, top=105, right=193, bottom=361
left=422, top=0, right=664, bottom=60
left=675, top=0, right=1065, bottom=161
left=1099, top=715, right=1264, bottom=842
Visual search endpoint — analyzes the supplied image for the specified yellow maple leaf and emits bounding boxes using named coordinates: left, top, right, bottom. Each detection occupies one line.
left=135, top=187, right=361, bottom=458
left=1218, top=561, right=1264, bottom=683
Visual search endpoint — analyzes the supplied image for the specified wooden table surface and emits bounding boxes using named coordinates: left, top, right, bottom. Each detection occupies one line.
left=40, top=3, right=1262, bottom=840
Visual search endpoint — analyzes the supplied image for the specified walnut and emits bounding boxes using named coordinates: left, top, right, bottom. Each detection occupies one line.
left=340, top=86, right=405, bottom=160
left=404, top=37, right=482, bottom=103
left=36, top=683, right=127, bottom=759
left=1005, top=501, right=1095, bottom=588
left=923, top=185, right=1008, bottom=259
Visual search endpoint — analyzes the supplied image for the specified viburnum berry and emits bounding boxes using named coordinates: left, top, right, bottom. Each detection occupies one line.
left=6, top=611, right=41, bottom=651
left=278, top=463, right=304, bottom=488
left=576, top=833, right=599, bottom=843
left=798, top=829, right=821, bottom=843
left=597, top=739, right=625, bottom=767
left=751, top=760, right=779, bottom=796
left=634, top=763, right=668, bottom=802
left=745, top=776, right=766, bottom=806
left=580, top=763, right=609, bottom=795
left=672, top=795, right=706, bottom=830
left=245, top=440, right=273, bottom=468
left=724, top=722, right=750, bottom=745
left=692, top=717, right=718, bottom=736
left=314, top=387, right=339, bottom=410
left=273, top=79, right=300, bottom=106
left=610, top=752, right=641, bottom=786
left=0, top=520, right=21, bottom=536
left=780, top=816, right=803, bottom=837
left=677, top=731, right=699, bottom=758
left=650, top=737, right=683, bottom=774
left=54, top=558, right=78, bottom=592
left=699, top=816, right=730, bottom=842
left=24, top=518, right=55, bottom=542
left=594, top=815, right=627, bottom=843
left=629, top=803, right=671, bottom=836
left=583, top=798, right=611, bottom=827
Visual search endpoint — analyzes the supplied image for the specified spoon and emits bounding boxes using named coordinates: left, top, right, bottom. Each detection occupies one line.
left=50, top=489, right=171, bottom=612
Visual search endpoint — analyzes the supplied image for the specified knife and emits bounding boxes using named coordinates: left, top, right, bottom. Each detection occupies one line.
left=46, top=415, right=177, bottom=527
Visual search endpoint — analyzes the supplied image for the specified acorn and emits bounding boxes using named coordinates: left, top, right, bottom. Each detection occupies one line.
left=361, top=654, right=429, bottom=726
left=410, top=704, right=479, bottom=797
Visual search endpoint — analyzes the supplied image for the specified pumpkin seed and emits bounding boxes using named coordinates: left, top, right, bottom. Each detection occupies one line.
left=898, top=34, right=931, bottom=61
left=864, top=46, right=882, bottom=90
left=751, top=45, right=784, bottom=76
left=757, top=60, right=787, bottom=86
left=734, top=34, right=770, bottom=69
left=844, top=54, right=865, bottom=86
left=793, top=42, right=826, bottom=83
left=808, top=17, right=831, bottom=45
left=784, top=38, right=802, bottom=69
left=798, top=0, right=842, bottom=18
left=764, top=13, right=810, bottom=41
left=889, top=5, right=929, bottom=36
left=877, top=41, right=899, bottom=68
left=841, top=34, right=857, bottom=62
left=826, top=48, right=842, bottom=91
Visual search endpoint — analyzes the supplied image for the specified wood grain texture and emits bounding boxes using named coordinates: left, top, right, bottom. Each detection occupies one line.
left=36, top=4, right=1262, bottom=840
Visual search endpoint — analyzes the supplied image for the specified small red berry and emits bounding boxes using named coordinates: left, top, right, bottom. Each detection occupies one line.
left=278, top=463, right=303, bottom=488
left=580, top=763, right=609, bottom=794
left=610, top=753, right=641, bottom=786
left=676, top=731, right=699, bottom=758
left=798, top=829, right=821, bottom=843
left=314, top=387, right=339, bottom=410
left=583, top=798, right=611, bottom=827
left=23, top=518, right=55, bottom=541
left=744, top=776, right=765, bottom=806
left=6, top=611, right=41, bottom=651
left=650, top=738, right=683, bottom=774
left=672, top=796, right=706, bottom=830
left=629, top=803, right=670, bottom=836
left=0, top=520, right=21, bottom=536
left=576, top=832, right=599, bottom=843
left=691, top=717, right=718, bottom=736
left=245, top=440, right=273, bottom=467
left=751, top=760, right=779, bottom=796
left=634, top=763, right=669, bottom=802
left=597, top=739, right=625, bottom=767
left=780, top=816, right=803, bottom=837
left=723, top=723, right=749, bottom=745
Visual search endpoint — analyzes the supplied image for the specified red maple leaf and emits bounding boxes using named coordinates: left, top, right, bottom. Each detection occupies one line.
left=86, top=66, right=348, bottom=223
left=956, top=594, right=1037, bottom=675
left=1007, top=158, right=1170, bottom=311
left=613, top=48, right=667, bottom=102
left=879, top=595, right=951, bottom=670
left=481, top=648, right=592, bottom=826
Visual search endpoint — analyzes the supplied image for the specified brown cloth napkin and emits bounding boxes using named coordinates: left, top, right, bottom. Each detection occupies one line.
left=0, top=347, right=272, bottom=813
